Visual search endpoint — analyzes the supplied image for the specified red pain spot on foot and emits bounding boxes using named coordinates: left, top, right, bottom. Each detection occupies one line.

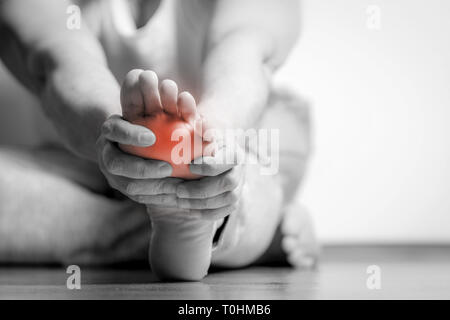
left=120, top=113, right=209, bottom=180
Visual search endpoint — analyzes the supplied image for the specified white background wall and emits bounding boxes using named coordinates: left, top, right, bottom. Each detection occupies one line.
left=0, top=0, right=449, bottom=244
left=275, top=0, right=450, bottom=243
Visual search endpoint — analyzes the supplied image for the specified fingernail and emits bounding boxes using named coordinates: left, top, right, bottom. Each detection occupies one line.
left=159, top=164, right=172, bottom=176
left=295, top=255, right=315, bottom=269
left=138, top=132, right=156, bottom=146
left=188, top=164, right=200, bottom=175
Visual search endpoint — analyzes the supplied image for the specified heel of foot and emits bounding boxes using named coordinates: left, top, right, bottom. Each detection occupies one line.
left=149, top=219, right=216, bottom=281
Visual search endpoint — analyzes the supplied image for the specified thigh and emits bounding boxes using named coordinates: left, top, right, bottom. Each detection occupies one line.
left=0, top=146, right=149, bottom=265
left=256, top=89, right=311, bottom=202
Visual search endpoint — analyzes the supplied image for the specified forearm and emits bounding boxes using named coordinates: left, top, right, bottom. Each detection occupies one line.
left=198, top=0, right=299, bottom=130
left=39, top=46, right=121, bottom=161
left=198, top=31, right=271, bottom=129
left=0, top=0, right=120, bottom=161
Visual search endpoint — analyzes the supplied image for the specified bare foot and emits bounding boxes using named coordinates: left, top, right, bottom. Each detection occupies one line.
left=120, top=69, right=217, bottom=281
left=281, top=202, right=320, bottom=268
left=254, top=202, right=320, bottom=268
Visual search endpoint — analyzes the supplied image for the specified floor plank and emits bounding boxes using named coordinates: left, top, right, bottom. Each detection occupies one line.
left=1, top=246, right=449, bottom=299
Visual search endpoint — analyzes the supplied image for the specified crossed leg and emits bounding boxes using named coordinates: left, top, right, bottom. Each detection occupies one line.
left=0, top=90, right=317, bottom=271
left=212, top=89, right=319, bottom=268
left=0, top=145, right=150, bottom=265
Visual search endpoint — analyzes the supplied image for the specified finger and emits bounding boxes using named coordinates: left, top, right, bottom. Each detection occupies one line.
left=102, top=115, right=156, bottom=146
left=176, top=165, right=243, bottom=199
left=160, top=79, right=179, bottom=116
left=130, top=194, right=178, bottom=207
left=190, top=204, right=238, bottom=221
left=190, top=146, right=242, bottom=176
left=139, top=70, right=162, bottom=115
left=107, top=175, right=182, bottom=197
left=190, top=156, right=236, bottom=176
left=102, top=140, right=172, bottom=178
left=178, top=91, right=197, bottom=125
left=120, top=69, right=144, bottom=121
left=177, top=189, right=240, bottom=210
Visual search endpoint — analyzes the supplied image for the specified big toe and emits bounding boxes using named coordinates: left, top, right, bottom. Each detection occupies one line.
left=139, top=70, right=163, bottom=115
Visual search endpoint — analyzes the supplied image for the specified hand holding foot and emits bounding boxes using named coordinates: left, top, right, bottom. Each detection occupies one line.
left=113, top=69, right=242, bottom=281
left=118, top=70, right=210, bottom=179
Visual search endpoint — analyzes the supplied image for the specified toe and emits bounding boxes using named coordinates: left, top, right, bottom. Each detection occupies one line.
left=281, top=210, right=302, bottom=236
left=160, top=79, right=179, bottom=116
left=287, top=250, right=316, bottom=269
left=281, top=204, right=312, bottom=236
left=281, top=202, right=320, bottom=268
left=178, top=91, right=197, bottom=125
left=139, top=70, right=162, bottom=115
left=120, top=69, right=144, bottom=121
left=281, top=235, right=298, bottom=253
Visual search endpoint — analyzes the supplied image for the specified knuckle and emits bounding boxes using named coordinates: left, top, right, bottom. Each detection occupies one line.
left=155, top=180, right=167, bottom=194
left=101, top=120, right=113, bottom=136
left=106, top=157, right=122, bottom=173
left=200, top=199, right=209, bottom=209
left=160, top=194, right=175, bottom=206
left=175, top=197, right=185, bottom=208
left=121, top=127, right=132, bottom=141
left=125, top=182, right=139, bottom=195
left=196, top=188, right=209, bottom=199
left=135, top=161, right=147, bottom=177
left=158, top=195, right=168, bottom=205
left=162, top=180, right=177, bottom=193
left=134, top=195, right=147, bottom=204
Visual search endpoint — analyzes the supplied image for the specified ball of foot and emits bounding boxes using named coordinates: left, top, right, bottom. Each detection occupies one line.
left=120, top=113, right=207, bottom=179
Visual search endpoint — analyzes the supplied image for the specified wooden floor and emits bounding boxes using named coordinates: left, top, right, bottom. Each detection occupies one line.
left=1, top=246, right=449, bottom=299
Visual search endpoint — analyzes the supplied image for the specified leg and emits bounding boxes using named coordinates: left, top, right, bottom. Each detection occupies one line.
left=0, top=146, right=150, bottom=265
left=212, top=89, right=318, bottom=268
left=256, top=90, right=319, bottom=267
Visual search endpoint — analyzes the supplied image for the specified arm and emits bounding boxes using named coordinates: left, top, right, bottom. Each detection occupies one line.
left=0, top=0, right=121, bottom=161
left=198, top=0, right=300, bottom=129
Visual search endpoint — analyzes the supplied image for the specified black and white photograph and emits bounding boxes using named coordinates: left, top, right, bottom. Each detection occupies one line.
left=0, top=0, right=449, bottom=305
